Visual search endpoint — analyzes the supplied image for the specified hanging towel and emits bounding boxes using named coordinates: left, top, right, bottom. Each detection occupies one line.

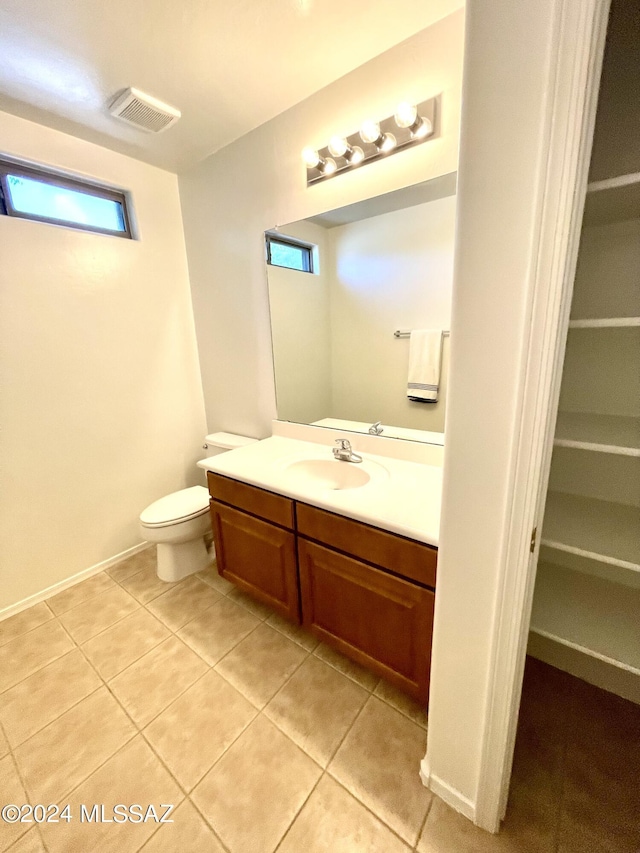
left=407, top=329, right=443, bottom=403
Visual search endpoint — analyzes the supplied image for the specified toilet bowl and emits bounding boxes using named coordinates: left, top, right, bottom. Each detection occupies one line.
left=139, top=432, right=257, bottom=583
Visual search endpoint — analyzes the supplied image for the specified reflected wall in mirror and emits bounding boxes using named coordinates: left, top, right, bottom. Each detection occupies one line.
left=265, top=174, right=456, bottom=443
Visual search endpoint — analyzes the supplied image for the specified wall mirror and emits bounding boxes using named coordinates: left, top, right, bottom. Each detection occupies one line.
left=265, top=173, right=457, bottom=444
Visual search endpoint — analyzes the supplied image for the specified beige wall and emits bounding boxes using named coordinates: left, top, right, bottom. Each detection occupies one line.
left=267, top=220, right=332, bottom=423
left=0, top=111, right=206, bottom=611
left=328, top=197, right=455, bottom=431
left=178, top=11, right=465, bottom=439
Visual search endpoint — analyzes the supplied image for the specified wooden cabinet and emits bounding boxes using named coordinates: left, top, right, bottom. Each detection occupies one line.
left=208, top=473, right=300, bottom=622
left=207, top=471, right=437, bottom=702
left=298, top=538, right=434, bottom=702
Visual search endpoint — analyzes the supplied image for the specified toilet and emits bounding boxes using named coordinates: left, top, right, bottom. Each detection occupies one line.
left=139, top=432, right=257, bottom=583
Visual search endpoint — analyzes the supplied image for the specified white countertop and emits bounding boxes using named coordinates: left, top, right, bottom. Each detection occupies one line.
left=198, top=435, right=442, bottom=547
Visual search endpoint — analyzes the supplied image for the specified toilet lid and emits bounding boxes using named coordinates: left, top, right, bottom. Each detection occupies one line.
left=140, top=486, right=210, bottom=527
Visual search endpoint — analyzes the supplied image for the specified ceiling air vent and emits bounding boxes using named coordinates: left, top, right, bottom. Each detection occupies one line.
left=109, top=88, right=181, bottom=133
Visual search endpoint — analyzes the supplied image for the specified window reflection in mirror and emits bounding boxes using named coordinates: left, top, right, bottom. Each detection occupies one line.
left=265, top=174, right=457, bottom=444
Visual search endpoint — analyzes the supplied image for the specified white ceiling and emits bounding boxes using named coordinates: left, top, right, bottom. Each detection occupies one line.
left=0, top=0, right=463, bottom=173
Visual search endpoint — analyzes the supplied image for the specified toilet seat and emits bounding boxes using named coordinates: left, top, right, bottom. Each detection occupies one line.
left=140, top=486, right=210, bottom=528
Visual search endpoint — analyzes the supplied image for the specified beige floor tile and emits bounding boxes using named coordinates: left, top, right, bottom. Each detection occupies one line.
left=147, top=576, right=221, bottom=631
left=192, top=715, right=321, bottom=853
left=5, top=830, right=46, bottom=852
left=82, top=609, right=171, bottom=681
left=0, top=649, right=101, bottom=747
left=58, top=586, right=139, bottom=644
left=177, top=596, right=260, bottom=665
left=374, top=678, right=429, bottom=729
left=329, top=695, right=431, bottom=845
left=107, top=547, right=156, bottom=583
left=279, top=774, right=411, bottom=853
left=143, top=670, right=256, bottom=791
left=0, top=621, right=74, bottom=693
left=196, top=564, right=235, bottom=594
left=417, top=798, right=500, bottom=853
left=266, top=611, right=319, bottom=651
left=0, top=755, right=30, bottom=851
left=0, top=603, right=53, bottom=648
left=140, top=800, right=226, bottom=853
left=13, top=687, right=135, bottom=803
left=226, top=587, right=275, bottom=619
left=0, top=724, right=9, bottom=758
left=215, top=622, right=307, bottom=708
left=314, top=642, right=380, bottom=691
left=264, top=655, right=368, bottom=767
left=118, top=565, right=174, bottom=604
left=109, top=636, right=208, bottom=727
left=39, top=737, right=183, bottom=853
left=47, top=572, right=116, bottom=615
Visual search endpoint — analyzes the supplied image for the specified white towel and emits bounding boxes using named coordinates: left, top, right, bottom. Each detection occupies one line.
left=407, top=329, right=443, bottom=403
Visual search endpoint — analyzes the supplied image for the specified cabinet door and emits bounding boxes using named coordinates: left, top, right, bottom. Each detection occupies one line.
left=211, top=500, right=300, bottom=623
left=298, top=538, right=434, bottom=703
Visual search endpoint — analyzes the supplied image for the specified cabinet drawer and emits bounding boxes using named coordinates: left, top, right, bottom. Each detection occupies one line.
left=296, top=503, right=437, bottom=588
left=298, top=539, right=434, bottom=702
left=210, top=501, right=300, bottom=623
left=207, top=472, right=294, bottom=530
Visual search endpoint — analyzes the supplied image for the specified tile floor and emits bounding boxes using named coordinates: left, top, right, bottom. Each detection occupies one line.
left=0, top=548, right=638, bottom=852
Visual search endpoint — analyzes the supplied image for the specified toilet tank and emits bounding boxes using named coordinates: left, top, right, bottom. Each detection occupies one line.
left=201, top=432, right=257, bottom=458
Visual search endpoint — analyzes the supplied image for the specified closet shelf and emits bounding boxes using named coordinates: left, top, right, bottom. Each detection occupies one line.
left=554, top=413, right=640, bottom=457
left=568, top=317, right=640, bottom=329
left=583, top=171, right=640, bottom=225
left=530, top=563, right=640, bottom=675
left=541, top=492, right=640, bottom=572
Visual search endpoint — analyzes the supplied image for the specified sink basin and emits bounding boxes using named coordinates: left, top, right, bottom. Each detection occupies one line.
left=282, top=458, right=385, bottom=491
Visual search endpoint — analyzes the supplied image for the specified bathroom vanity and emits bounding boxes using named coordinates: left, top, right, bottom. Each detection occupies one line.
left=202, top=432, right=441, bottom=704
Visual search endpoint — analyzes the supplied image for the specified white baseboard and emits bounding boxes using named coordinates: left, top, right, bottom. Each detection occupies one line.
left=420, top=757, right=476, bottom=822
left=528, top=633, right=640, bottom=705
left=0, top=542, right=151, bottom=622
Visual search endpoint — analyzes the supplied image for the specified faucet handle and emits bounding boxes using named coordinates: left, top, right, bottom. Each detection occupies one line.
left=335, top=438, right=351, bottom=450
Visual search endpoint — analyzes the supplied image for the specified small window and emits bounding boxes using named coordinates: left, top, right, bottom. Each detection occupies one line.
left=0, top=159, right=132, bottom=238
left=266, top=234, right=314, bottom=273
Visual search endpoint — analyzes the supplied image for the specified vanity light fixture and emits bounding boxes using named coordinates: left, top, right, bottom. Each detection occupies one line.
left=328, top=136, right=366, bottom=165
left=302, top=147, right=338, bottom=175
left=303, top=95, right=438, bottom=185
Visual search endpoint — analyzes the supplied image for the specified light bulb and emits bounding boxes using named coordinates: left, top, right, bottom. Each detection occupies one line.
left=394, top=102, right=418, bottom=128
left=359, top=120, right=381, bottom=144
left=380, top=133, right=396, bottom=153
left=412, top=117, right=433, bottom=139
left=328, top=136, right=348, bottom=157
left=349, top=146, right=365, bottom=165
left=302, top=147, right=321, bottom=168
left=322, top=157, right=337, bottom=175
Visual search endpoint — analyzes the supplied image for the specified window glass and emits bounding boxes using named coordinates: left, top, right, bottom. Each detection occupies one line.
left=267, top=236, right=313, bottom=272
left=0, top=159, right=132, bottom=238
left=6, top=175, right=126, bottom=233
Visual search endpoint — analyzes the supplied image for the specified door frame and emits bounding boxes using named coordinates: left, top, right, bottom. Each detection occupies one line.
left=473, top=0, right=611, bottom=831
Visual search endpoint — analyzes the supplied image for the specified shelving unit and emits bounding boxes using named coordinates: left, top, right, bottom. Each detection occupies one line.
left=531, top=563, right=640, bottom=675
left=541, top=492, right=640, bottom=572
left=568, top=316, right=640, bottom=328
left=553, top=413, right=640, bottom=456
left=530, top=0, right=640, bottom=701
left=583, top=171, right=640, bottom=226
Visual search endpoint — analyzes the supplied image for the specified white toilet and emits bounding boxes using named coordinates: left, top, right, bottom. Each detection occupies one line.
left=139, top=432, right=256, bottom=583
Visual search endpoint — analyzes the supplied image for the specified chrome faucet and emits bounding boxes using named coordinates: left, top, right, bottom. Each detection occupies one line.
left=368, top=421, right=383, bottom=435
left=333, top=438, right=363, bottom=463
